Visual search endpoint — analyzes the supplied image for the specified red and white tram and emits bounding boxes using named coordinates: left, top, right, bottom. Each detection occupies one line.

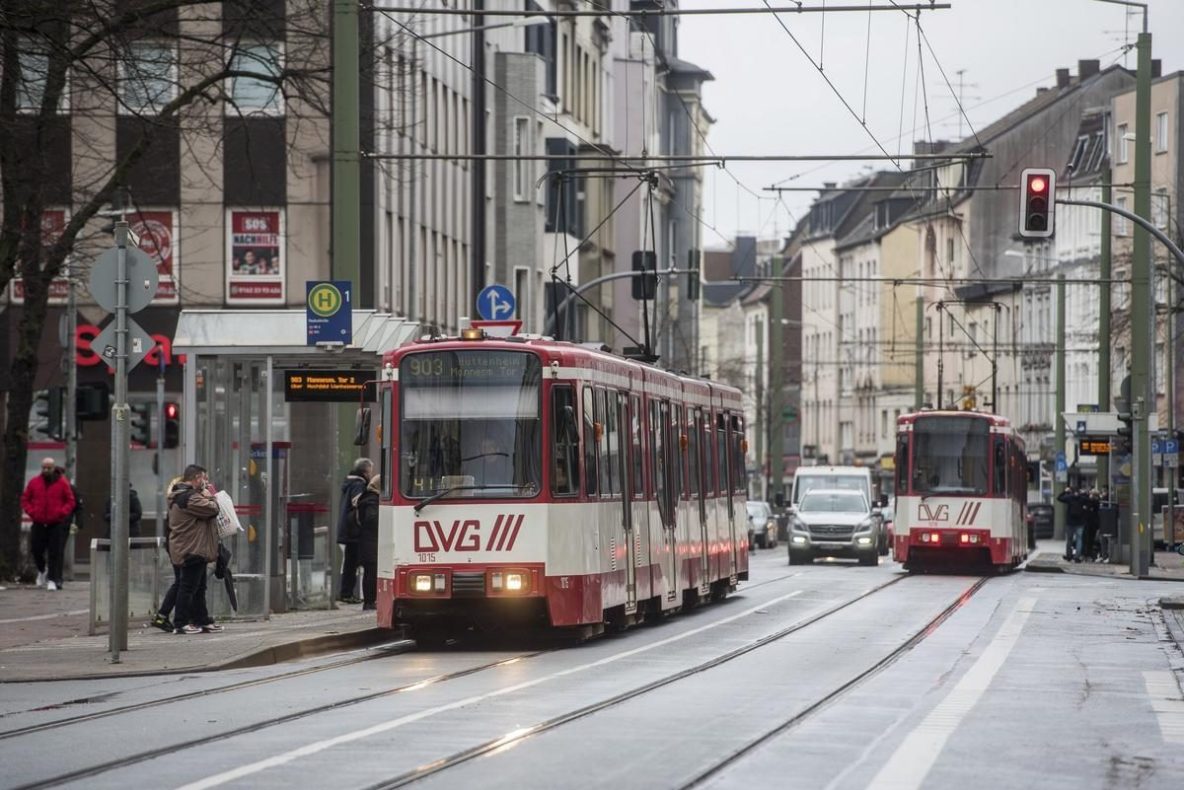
left=373, top=330, right=750, bottom=640
left=891, top=410, right=1029, bottom=572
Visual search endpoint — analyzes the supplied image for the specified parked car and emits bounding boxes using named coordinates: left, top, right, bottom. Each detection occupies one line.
left=1029, top=504, right=1054, bottom=540
left=747, top=501, right=777, bottom=549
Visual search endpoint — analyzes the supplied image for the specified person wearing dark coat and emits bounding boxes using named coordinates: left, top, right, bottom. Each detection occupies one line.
left=337, top=458, right=372, bottom=604
left=1058, top=486, right=1088, bottom=562
left=104, top=483, right=144, bottom=538
left=356, top=475, right=381, bottom=611
left=1082, top=489, right=1101, bottom=560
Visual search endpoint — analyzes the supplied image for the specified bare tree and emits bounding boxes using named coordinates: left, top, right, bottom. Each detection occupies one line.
left=0, top=0, right=330, bottom=577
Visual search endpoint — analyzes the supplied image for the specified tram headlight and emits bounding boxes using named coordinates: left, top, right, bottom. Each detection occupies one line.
left=412, top=573, right=433, bottom=593
left=506, top=572, right=525, bottom=592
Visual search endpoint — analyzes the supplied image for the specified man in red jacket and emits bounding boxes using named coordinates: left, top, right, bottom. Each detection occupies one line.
left=21, top=457, right=76, bottom=590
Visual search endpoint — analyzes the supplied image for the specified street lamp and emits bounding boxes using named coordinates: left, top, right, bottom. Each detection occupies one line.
left=402, top=15, right=548, bottom=326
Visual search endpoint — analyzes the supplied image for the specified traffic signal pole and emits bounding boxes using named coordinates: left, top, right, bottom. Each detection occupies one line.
left=1131, top=30, right=1153, bottom=576
left=1098, top=169, right=1112, bottom=489
left=65, top=260, right=77, bottom=491
left=1054, top=274, right=1066, bottom=542
left=155, top=359, right=165, bottom=541
left=109, top=222, right=131, bottom=659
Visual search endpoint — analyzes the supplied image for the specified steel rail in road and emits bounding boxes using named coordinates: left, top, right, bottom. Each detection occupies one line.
left=8, top=647, right=546, bottom=790
left=364, top=574, right=913, bottom=789
left=0, top=639, right=415, bottom=743
left=679, top=576, right=993, bottom=788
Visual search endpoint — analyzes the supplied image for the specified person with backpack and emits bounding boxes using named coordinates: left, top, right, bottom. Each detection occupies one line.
left=337, top=458, right=372, bottom=605
left=356, top=475, right=381, bottom=611
left=103, top=483, right=143, bottom=538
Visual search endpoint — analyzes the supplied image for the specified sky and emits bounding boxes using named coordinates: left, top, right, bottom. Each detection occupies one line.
left=678, top=0, right=1184, bottom=247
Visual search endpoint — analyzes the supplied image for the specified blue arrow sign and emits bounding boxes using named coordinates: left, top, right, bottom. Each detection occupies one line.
left=1055, top=451, right=1067, bottom=473
left=477, top=284, right=516, bottom=320
left=1167, top=439, right=1180, bottom=454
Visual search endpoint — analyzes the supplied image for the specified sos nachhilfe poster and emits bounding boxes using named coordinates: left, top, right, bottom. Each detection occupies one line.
left=227, top=209, right=284, bottom=304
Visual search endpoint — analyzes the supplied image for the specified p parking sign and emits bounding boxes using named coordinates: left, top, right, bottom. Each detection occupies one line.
left=306, top=280, right=352, bottom=345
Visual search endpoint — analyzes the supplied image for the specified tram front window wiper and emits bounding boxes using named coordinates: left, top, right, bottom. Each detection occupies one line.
left=412, top=484, right=534, bottom=514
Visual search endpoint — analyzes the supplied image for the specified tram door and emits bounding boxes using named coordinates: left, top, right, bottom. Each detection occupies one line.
left=652, top=399, right=678, bottom=601
left=721, top=413, right=738, bottom=579
left=618, top=393, right=637, bottom=612
left=693, top=408, right=710, bottom=590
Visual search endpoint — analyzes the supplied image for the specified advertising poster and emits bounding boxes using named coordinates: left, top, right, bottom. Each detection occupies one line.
left=226, top=209, right=284, bottom=304
left=129, top=209, right=179, bottom=304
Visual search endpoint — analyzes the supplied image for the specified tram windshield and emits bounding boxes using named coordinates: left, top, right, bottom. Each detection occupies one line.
left=399, top=350, right=542, bottom=498
left=910, top=416, right=990, bottom=495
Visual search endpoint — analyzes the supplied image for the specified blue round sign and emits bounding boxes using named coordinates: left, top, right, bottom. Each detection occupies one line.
left=477, top=284, right=516, bottom=321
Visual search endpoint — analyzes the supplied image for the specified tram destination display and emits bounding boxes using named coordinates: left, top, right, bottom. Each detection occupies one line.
left=284, top=370, right=376, bottom=402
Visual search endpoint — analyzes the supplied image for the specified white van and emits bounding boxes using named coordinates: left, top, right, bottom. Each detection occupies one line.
left=790, top=466, right=887, bottom=554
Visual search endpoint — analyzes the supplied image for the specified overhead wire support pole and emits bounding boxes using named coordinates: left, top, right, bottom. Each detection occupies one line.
left=365, top=4, right=954, bottom=17
left=109, top=222, right=131, bottom=661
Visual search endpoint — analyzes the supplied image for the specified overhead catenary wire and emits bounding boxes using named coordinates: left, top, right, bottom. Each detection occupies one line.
left=364, top=4, right=953, bottom=18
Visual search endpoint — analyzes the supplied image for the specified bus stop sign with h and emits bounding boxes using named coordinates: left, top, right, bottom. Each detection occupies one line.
left=306, top=281, right=353, bottom=346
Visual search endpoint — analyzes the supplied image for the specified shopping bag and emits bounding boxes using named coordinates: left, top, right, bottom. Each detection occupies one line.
left=214, top=490, right=245, bottom=539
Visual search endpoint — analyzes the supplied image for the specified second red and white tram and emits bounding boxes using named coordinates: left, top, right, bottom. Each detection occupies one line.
left=373, top=330, right=750, bottom=641
left=892, top=410, right=1029, bottom=572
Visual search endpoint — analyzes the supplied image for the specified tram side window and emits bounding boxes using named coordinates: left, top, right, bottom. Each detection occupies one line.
left=687, top=411, right=700, bottom=498
left=703, top=413, right=716, bottom=496
left=716, top=415, right=728, bottom=497
left=603, top=389, right=618, bottom=497
left=730, top=415, right=745, bottom=494
left=652, top=401, right=668, bottom=520
left=993, top=440, right=1007, bottom=496
left=895, top=435, right=908, bottom=495
left=583, top=386, right=598, bottom=496
left=381, top=388, right=393, bottom=499
left=617, top=394, right=630, bottom=497
left=551, top=386, right=578, bottom=496
left=631, top=395, right=644, bottom=497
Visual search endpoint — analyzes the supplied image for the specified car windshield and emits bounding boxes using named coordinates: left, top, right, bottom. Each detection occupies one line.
left=799, top=492, right=868, bottom=514
left=399, top=350, right=542, bottom=498
left=795, top=475, right=866, bottom=502
left=746, top=503, right=770, bottom=518
left=910, top=416, right=990, bottom=495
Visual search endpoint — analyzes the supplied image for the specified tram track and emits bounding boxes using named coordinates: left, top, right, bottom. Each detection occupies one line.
left=10, top=647, right=547, bottom=790
left=0, top=638, right=416, bottom=742
left=679, top=576, right=993, bottom=789
left=360, top=574, right=914, bottom=789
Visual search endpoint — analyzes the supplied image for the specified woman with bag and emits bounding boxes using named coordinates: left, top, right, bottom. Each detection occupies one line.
left=356, top=475, right=381, bottom=611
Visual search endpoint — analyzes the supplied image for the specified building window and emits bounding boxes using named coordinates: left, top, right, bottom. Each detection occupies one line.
left=228, top=42, right=283, bottom=115
left=1116, top=196, right=1129, bottom=235
left=524, top=4, right=558, bottom=99
left=514, top=266, right=530, bottom=320
left=544, top=137, right=581, bottom=236
left=1153, top=190, right=1169, bottom=229
left=1156, top=112, right=1168, bottom=153
left=14, top=38, right=66, bottom=113
left=121, top=41, right=177, bottom=114
left=1117, top=123, right=1129, bottom=164
left=513, top=116, right=530, bottom=201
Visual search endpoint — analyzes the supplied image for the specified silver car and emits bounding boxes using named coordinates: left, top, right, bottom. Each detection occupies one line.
left=746, top=501, right=777, bottom=549
left=787, top=489, right=880, bottom=566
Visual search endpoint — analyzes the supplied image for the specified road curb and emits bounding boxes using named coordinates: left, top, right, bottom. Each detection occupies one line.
left=216, top=627, right=396, bottom=670
left=1023, top=563, right=1065, bottom=574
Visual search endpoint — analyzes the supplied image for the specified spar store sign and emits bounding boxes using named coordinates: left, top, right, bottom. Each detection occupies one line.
left=74, top=323, right=185, bottom=368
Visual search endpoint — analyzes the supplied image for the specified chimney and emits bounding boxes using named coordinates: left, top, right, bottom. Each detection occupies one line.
left=1055, top=68, right=1071, bottom=88
left=823, top=182, right=837, bottom=190
left=1078, top=59, right=1100, bottom=79
left=1152, top=59, right=1162, bottom=78
left=1036, top=86, right=1049, bottom=95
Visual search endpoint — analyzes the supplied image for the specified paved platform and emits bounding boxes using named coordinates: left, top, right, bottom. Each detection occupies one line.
left=1025, top=546, right=1184, bottom=581
left=0, top=582, right=395, bottom=682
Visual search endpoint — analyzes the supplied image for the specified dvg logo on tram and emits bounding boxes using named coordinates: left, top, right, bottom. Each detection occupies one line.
left=413, top=514, right=525, bottom=553
left=917, top=503, right=950, bottom=521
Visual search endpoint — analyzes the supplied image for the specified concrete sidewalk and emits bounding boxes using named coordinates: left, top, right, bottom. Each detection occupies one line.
left=0, top=582, right=397, bottom=683
left=1025, top=545, right=1184, bottom=581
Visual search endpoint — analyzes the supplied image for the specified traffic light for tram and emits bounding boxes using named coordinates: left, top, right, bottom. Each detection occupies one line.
left=686, top=249, right=701, bottom=301
left=33, top=388, right=65, bottom=440
left=163, top=401, right=180, bottom=449
left=631, top=251, right=657, bottom=300
left=1116, top=406, right=1134, bottom=454
left=1019, top=167, right=1056, bottom=239
left=129, top=403, right=151, bottom=447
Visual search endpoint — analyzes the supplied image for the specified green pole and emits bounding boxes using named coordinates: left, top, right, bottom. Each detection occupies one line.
left=1098, top=169, right=1112, bottom=489
left=769, top=263, right=785, bottom=504
left=1054, top=273, right=1066, bottom=543
left=755, top=319, right=765, bottom=498
left=914, top=295, right=924, bottom=410
left=1130, top=31, right=1153, bottom=576
left=332, top=0, right=360, bottom=288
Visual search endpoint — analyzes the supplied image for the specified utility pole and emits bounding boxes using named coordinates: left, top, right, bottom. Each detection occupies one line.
left=1098, top=169, right=1112, bottom=488
left=1130, top=27, right=1153, bottom=577
left=109, top=222, right=131, bottom=659
left=1053, top=273, right=1067, bottom=542
left=755, top=321, right=766, bottom=498
left=914, top=295, right=924, bottom=409
left=155, top=357, right=165, bottom=540
left=64, top=261, right=77, bottom=490
left=769, top=265, right=785, bottom=503
left=408, top=35, right=419, bottom=321
left=332, top=0, right=360, bottom=289
left=471, top=0, right=487, bottom=315
left=991, top=303, right=1000, bottom=411
left=936, top=303, right=944, bottom=408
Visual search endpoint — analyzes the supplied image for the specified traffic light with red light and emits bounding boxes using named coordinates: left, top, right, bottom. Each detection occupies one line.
left=163, top=401, right=180, bottom=449
left=1019, top=167, right=1055, bottom=239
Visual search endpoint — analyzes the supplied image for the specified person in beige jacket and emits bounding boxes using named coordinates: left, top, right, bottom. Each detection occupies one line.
left=167, top=465, right=222, bottom=634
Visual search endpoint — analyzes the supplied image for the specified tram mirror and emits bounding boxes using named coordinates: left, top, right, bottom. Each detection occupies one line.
left=353, top=406, right=372, bottom=446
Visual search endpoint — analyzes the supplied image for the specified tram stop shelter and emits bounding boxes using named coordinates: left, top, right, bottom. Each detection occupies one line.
left=173, top=309, right=419, bottom=617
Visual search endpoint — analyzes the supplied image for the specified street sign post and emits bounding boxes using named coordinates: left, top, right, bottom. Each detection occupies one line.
left=89, top=246, right=157, bottom=313
left=1055, top=451, right=1067, bottom=483
left=1152, top=438, right=1164, bottom=466
left=306, top=281, right=353, bottom=345
left=476, top=284, right=516, bottom=321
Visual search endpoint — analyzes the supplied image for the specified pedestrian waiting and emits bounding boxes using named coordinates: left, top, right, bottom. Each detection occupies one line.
left=1058, top=485, right=1089, bottom=563
left=337, top=457, right=373, bottom=605
left=167, top=465, right=223, bottom=635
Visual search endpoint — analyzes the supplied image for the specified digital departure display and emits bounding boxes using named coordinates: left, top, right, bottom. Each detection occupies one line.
left=284, top=370, right=376, bottom=402
left=401, top=351, right=539, bottom=384
left=1079, top=438, right=1111, bottom=455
